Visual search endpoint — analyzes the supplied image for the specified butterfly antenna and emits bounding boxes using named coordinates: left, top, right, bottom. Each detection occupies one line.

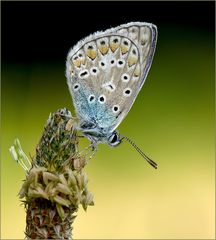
left=121, top=135, right=157, bottom=169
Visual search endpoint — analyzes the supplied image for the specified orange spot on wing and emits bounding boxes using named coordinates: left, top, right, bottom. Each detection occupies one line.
left=99, top=45, right=109, bottom=55
left=86, top=49, right=97, bottom=60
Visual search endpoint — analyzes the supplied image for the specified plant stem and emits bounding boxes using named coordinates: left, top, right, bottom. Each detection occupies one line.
left=10, top=108, right=94, bottom=239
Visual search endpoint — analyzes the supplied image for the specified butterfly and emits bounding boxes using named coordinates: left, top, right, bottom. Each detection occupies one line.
left=66, top=22, right=158, bottom=169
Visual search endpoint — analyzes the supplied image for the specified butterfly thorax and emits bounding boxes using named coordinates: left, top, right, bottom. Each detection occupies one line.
left=79, top=120, right=121, bottom=147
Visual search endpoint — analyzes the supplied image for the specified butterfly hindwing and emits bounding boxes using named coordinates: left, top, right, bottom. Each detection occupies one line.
left=66, top=22, right=157, bottom=132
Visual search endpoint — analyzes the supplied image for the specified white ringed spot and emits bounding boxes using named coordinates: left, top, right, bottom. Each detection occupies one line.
left=123, top=88, right=132, bottom=97
left=79, top=69, right=89, bottom=79
left=117, top=59, right=125, bottom=68
left=73, top=83, right=80, bottom=91
left=121, top=73, right=130, bottom=82
left=99, top=61, right=106, bottom=70
left=110, top=58, right=117, bottom=66
left=98, top=94, right=106, bottom=104
left=112, top=105, right=120, bottom=113
left=90, top=67, right=99, bottom=76
left=88, top=94, right=96, bottom=103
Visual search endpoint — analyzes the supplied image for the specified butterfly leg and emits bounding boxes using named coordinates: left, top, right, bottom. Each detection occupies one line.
left=83, top=142, right=97, bottom=156
left=89, top=144, right=98, bottom=160
left=78, top=144, right=93, bottom=156
left=78, top=142, right=98, bottom=161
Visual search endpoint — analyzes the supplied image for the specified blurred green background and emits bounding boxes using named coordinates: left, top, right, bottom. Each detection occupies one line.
left=1, top=2, right=215, bottom=239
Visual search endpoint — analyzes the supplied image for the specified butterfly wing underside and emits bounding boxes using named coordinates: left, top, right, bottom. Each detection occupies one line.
left=66, top=22, right=157, bottom=132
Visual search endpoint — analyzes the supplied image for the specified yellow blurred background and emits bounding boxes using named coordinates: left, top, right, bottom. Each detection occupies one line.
left=2, top=27, right=214, bottom=239
left=1, top=2, right=215, bottom=239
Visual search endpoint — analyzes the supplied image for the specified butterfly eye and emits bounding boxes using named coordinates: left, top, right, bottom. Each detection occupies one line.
left=108, top=132, right=121, bottom=147
left=110, top=133, right=117, bottom=143
left=123, top=88, right=132, bottom=97
left=73, top=83, right=80, bottom=91
left=98, top=95, right=106, bottom=104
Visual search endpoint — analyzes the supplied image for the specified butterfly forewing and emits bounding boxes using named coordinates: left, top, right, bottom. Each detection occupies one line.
left=66, top=22, right=157, bottom=132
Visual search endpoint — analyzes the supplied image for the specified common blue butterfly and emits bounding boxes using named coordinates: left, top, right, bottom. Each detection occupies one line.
left=66, top=22, right=157, bottom=168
